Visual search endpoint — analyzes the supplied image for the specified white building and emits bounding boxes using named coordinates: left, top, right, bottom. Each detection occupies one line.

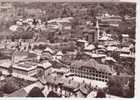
left=12, top=61, right=38, bottom=77
left=0, top=59, right=12, bottom=75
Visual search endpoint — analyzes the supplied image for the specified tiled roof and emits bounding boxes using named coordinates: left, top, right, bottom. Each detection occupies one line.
left=63, top=78, right=80, bottom=89
left=56, top=51, right=63, bottom=56
left=74, top=83, right=92, bottom=95
left=38, top=60, right=52, bottom=69
left=41, top=53, right=53, bottom=60
left=84, top=44, right=95, bottom=50
left=104, top=56, right=116, bottom=62
left=71, top=59, right=112, bottom=73
left=45, top=75, right=80, bottom=90
left=0, top=59, right=12, bottom=68
left=44, top=47, right=54, bottom=54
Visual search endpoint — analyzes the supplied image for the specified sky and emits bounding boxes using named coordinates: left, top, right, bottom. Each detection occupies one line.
left=0, top=0, right=137, bottom=3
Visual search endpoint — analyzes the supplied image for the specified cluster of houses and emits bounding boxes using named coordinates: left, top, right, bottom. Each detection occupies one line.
left=0, top=32, right=134, bottom=97
left=0, top=4, right=135, bottom=97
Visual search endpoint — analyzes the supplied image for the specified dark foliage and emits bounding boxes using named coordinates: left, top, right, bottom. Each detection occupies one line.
left=27, top=87, right=45, bottom=97
left=47, top=91, right=61, bottom=97
left=96, top=88, right=106, bottom=98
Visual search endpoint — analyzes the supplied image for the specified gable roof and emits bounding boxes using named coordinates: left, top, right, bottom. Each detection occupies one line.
left=63, top=78, right=80, bottom=90
left=56, top=51, right=63, bottom=56
left=71, top=59, right=112, bottom=73
left=42, top=74, right=80, bottom=90
left=74, top=83, right=92, bottom=95
left=38, top=60, right=52, bottom=69
left=44, top=47, right=54, bottom=54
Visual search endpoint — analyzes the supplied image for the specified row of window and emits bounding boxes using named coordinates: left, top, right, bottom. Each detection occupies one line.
left=28, top=69, right=37, bottom=76
left=0, top=67, right=8, bottom=72
left=75, top=74, right=108, bottom=82
left=70, top=69, right=110, bottom=77
left=75, top=73, right=108, bottom=79
left=70, top=68, right=110, bottom=75
left=13, top=69, right=28, bottom=75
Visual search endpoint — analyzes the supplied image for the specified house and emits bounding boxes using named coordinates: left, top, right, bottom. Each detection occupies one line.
left=83, top=29, right=98, bottom=44
left=70, top=59, right=112, bottom=82
left=39, top=74, right=79, bottom=97
left=55, top=51, right=64, bottom=61
left=120, top=53, right=135, bottom=59
left=63, top=49, right=77, bottom=61
left=62, top=78, right=80, bottom=97
left=0, top=59, right=12, bottom=75
left=73, top=83, right=92, bottom=97
left=43, top=47, right=55, bottom=55
left=103, top=56, right=117, bottom=64
left=84, top=52, right=106, bottom=62
left=24, top=8, right=43, bottom=18
left=76, top=39, right=88, bottom=50
left=12, top=61, right=38, bottom=77
left=37, top=60, right=53, bottom=84
left=87, top=90, right=97, bottom=97
left=122, top=34, right=129, bottom=43
left=47, top=17, right=73, bottom=33
left=100, top=15, right=122, bottom=25
left=84, top=44, right=95, bottom=52
left=0, top=2, right=16, bottom=17
left=39, top=72, right=95, bottom=97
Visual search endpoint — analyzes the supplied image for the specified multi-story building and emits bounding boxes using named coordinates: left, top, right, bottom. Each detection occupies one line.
left=83, top=29, right=98, bottom=44
left=0, top=2, right=14, bottom=15
left=39, top=73, right=92, bottom=97
left=70, top=59, right=112, bottom=82
left=37, top=60, right=53, bottom=83
left=99, top=15, right=122, bottom=26
left=0, top=59, right=12, bottom=75
left=12, top=61, right=37, bottom=77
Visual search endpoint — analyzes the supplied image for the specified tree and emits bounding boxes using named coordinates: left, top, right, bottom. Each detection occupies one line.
left=27, top=87, right=45, bottom=97
left=96, top=88, right=106, bottom=98
left=47, top=91, right=61, bottom=97
left=87, top=4, right=104, bottom=20
left=107, top=76, right=127, bottom=97
left=2, top=78, right=20, bottom=94
left=128, top=77, right=134, bottom=97
left=0, top=91, right=4, bottom=97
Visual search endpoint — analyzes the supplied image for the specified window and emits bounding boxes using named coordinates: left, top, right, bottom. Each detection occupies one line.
left=105, top=76, right=108, bottom=79
left=95, top=78, right=98, bottom=80
left=99, top=72, right=101, bottom=74
left=102, top=72, right=105, bottom=74
left=109, top=73, right=111, bottom=75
